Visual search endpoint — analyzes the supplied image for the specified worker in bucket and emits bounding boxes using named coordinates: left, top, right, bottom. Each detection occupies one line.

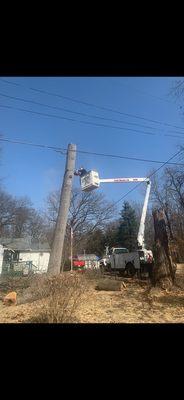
left=74, top=167, right=88, bottom=178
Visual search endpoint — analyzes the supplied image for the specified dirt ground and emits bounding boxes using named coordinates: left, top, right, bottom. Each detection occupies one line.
left=0, top=265, right=184, bottom=323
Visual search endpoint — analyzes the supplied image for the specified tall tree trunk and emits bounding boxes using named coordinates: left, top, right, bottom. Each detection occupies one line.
left=152, top=209, right=176, bottom=289
left=164, top=205, right=174, bottom=240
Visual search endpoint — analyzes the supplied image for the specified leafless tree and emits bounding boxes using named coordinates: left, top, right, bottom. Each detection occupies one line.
left=0, top=188, right=46, bottom=240
left=0, top=189, right=18, bottom=236
left=150, top=171, right=174, bottom=240
left=147, top=162, right=184, bottom=261
left=45, top=187, right=116, bottom=254
left=169, top=79, right=184, bottom=116
left=170, top=79, right=184, bottom=100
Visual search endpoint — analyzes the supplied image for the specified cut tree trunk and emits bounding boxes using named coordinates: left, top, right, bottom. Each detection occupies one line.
left=152, top=209, right=176, bottom=289
left=95, top=279, right=123, bottom=291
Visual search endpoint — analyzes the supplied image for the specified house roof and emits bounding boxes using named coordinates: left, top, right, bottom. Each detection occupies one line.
left=0, top=237, right=50, bottom=251
left=77, top=254, right=99, bottom=261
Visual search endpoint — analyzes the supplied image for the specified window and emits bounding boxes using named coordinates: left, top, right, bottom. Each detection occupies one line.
left=114, top=248, right=129, bottom=254
left=13, top=252, right=19, bottom=261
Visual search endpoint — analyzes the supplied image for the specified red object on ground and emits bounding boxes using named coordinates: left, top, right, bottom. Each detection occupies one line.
left=147, top=254, right=153, bottom=263
left=73, top=261, right=85, bottom=267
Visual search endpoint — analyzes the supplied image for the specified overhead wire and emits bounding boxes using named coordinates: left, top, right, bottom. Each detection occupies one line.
left=0, top=91, right=165, bottom=131
left=0, top=104, right=157, bottom=137
left=113, top=148, right=184, bottom=206
left=0, top=136, right=184, bottom=166
left=0, top=78, right=184, bottom=132
left=1, top=79, right=184, bottom=213
left=0, top=90, right=183, bottom=137
left=0, top=103, right=184, bottom=140
left=116, top=80, right=176, bottom=105
left=0, top=136, right=184, bottom=214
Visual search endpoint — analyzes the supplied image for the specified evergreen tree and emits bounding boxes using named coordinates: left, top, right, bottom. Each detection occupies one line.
left=104, top=220, right=120, bottom=248
left=117, top=201, right=138, bottom=251
left=85, top=229, right=106, bottom=257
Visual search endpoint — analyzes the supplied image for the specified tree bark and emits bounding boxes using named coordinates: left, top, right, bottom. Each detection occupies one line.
left=152, top=209, right=176, bottom=289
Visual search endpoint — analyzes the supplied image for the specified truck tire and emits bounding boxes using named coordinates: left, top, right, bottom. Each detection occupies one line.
left=125, top=262, right=136, bottom=277
left=100, top=263, right=105, bottom=273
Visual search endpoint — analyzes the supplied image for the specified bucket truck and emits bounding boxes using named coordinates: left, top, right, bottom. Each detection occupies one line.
left=75, top=169, right=153, bottom=277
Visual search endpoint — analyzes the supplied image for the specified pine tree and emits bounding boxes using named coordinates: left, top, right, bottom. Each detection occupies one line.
left=85, top=229, right=106, bottom=257
left=117, top=201, right=138, bottom=251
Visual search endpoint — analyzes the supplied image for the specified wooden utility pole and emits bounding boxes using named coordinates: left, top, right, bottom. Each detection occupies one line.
left=47, top=143, right=76, bottom=275
left=70, top=226, right=73, bottom=271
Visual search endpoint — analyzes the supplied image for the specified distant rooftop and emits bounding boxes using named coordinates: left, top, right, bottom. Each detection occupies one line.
left=0, top=237, right=50, bottom=251
left=77, top=254, right=99, bottom=261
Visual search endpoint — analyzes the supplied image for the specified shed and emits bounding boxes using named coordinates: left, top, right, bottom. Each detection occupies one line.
left=0, top=237, right=51, bottom=274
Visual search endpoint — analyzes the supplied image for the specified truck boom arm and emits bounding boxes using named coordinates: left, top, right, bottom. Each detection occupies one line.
left=137, top=180, right=151, bottom=249
left=77, top=169, right=151, bottom=250
left=100, top=177, right=149, bottom=183
left=100, top=177, right=151, bottom=249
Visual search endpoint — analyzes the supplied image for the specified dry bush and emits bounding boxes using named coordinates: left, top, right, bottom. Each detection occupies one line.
left=27, top=272, right=87, bottom=323
left=82, top=268, right=104, bottom=281
left=0, top=274, right=34, bottom=297
left=17, top=274, right=49, bottom=304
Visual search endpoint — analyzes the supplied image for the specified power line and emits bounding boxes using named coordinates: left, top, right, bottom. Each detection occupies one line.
left=113, top=148, right=184, bottom=206
left=0, top=90, right=164, bottom=132
left=165, top=133, right=184, bottom=139
left=0, top=104, right=157, bottom=137
left=117, top=80, right=175, bottom=105
left=0, top=78, right=184, bottom=132
left=1, top=103, right=184, bottom=140
left=69, top=148, right=184, bottom=166
left=0, top=136, right=184, bottom=166
left=0, top=137, right=64, bottom=152
left=1, top=90, right=182, bottom=136
left=1, top=136, right=184, bottom=211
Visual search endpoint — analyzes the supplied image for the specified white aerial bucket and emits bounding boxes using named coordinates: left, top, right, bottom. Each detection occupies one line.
left=81, top=170, right=100, bottom=191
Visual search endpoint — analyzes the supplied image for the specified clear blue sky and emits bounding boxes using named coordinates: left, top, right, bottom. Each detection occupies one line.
left=0, top=77, right=183, bottom=212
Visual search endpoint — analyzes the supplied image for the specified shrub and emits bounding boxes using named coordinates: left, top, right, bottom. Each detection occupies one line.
left=27, top=272, right=86, bottom=323
left=0, top=274, right=34, bottom=296
left=82, top=268, right=104, bottom=281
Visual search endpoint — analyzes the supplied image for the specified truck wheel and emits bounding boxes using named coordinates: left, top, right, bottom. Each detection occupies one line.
left=125, top=263, right=136, bottom=277
left=100, top=263, right=105, bottom=273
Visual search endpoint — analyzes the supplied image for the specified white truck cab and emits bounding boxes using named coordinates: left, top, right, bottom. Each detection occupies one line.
left=100, top=247, right=140, bottom=276
left=109, top=247, right=129, bottom=255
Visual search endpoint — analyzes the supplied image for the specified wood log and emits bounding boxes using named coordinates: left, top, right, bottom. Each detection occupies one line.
left=95, top=279, right=122, bottom=291
left=3, top=291, right=17, bottom=305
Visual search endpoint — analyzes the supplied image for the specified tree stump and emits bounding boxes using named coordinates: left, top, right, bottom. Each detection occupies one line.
left=152, top=209, right=176, bottom=289
left=3, top=291, right=17, bottom=306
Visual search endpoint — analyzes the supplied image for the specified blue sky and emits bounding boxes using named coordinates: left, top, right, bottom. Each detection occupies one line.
left=0, top=77, right=183, bottom=212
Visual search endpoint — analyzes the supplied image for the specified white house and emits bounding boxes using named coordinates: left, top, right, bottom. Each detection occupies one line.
left=18, top=250, right=50, bottom=273
left=0, top=237, right=51, bottom=274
